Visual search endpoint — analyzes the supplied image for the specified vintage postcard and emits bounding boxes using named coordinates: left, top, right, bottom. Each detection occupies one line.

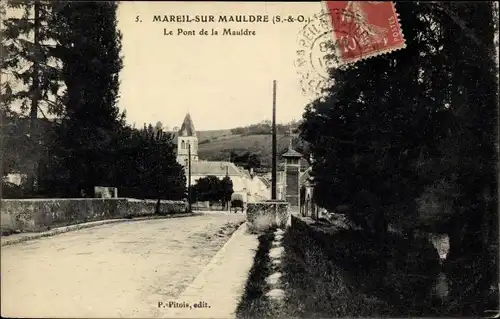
left=1, top=1, right=498, bottom=318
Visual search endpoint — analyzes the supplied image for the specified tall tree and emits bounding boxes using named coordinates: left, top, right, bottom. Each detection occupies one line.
left=193, top=175, right=222, bottom=205
left=43, top=1, right=124, bottom=196
left=220, top=176, right=234, bottom=209
left=422, top=3, right=498, bottom=308
left=300, top=2, right=498, bottom=314
left=1, top=0, right=66, bottom=193
left=301, top=2, right=465, bottom=234
left=110, top=124, right=186, bottom=201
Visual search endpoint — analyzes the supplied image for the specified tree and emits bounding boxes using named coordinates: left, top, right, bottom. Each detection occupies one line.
left=1, top=1, right=65, bottom=114
left=300, top=2, right=462, bottom=235
left=144, top=127, right=187, bottom=202
left=192, top=175, right=222, bottom=206
left=108, top=124, right=186, bottom=201
left=154, top=121, right=163, bottom=132
left=416, top=3, right=498, bottom=308
left=230, top=151, right=261, bottom=170
left=1, top=0, right=66, bottom=193
left=247, top=153, right=261, bottom=170
left=43, top=1, right=125, bottom=196
left=220, top=176, right=234, bottom=209
left=300, top=2, right=498, bottom=314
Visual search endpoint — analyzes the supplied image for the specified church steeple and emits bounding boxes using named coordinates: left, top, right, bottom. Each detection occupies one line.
left=179, top=113, right=196, bottom=137
left=176, top=113, right=198, bottom=165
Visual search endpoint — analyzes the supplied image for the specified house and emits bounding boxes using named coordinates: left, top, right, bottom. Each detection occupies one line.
left=262, top=152, right=309, bottom=201
left=299, top=166, right=322, bottom=219
left=174, top=113, right=270, bottom=203
left=246, top=170, right=271, bottom=202
left=261, top=164, right=286, bottom=200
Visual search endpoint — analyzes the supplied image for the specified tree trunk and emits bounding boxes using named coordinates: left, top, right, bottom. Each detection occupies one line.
left=28, top=0, right=41, bottom=195
left=155, top=198, right=161, bottom=214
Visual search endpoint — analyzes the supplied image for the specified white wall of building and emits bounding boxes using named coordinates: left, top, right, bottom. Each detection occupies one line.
left=187, top=173, right=270, bottom=203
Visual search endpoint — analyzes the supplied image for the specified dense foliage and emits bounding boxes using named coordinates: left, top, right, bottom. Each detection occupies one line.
left=1, top=0, right=64, bottom=115
left=191, top=175, right=234, bottom=208
left=299, top=2, right=498, bottom=315
left=230, top=120, right=299, bottom=136
left=1, top=1, right=186, bottom=201
left=230, top=151, right=261, bottom=170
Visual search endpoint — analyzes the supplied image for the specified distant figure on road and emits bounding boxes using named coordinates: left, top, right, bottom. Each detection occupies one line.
left=230, top=193, right=246, bottom=213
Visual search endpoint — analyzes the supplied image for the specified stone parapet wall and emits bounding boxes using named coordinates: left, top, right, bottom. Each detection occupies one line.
left=0, top=198, right=187, bottom=234
left=246, top=201, right=291, bottom=233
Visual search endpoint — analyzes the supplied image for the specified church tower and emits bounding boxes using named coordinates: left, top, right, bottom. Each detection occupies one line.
left=177, top=113, right=198, bottom=166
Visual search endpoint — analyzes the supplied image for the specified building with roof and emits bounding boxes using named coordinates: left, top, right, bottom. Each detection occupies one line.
left=175, top=113, right=270, bottom=203
left=176, top=113, right=199, bottom=164
left=299, top=166, right=321, bottom=218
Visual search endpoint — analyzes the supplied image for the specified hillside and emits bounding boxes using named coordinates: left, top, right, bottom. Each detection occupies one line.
left=170, top=121, right=309, bottom=170
left=170, top=129, right=233, bottom=143
left=198, top=134, right=310, bottom=170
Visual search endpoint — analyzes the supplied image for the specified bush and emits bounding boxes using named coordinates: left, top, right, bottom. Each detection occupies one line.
left=283, top=218, right=443, bottom=317
left=1, top=181, right=26, bottom=199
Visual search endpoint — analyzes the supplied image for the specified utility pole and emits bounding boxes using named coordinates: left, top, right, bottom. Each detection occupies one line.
left=225, top=163, right=229, bottom=211
left=188, top=142, right=192, bottom=212
left=271, top=80, right=277, bottom=200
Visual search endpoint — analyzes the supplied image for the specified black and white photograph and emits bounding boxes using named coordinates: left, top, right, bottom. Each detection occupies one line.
left=0, top=1, right=499, bottom=318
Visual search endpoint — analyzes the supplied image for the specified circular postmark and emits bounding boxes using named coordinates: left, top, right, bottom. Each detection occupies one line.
left=295, top=11, right=337, bottom=98
left=295, top=6, right=390, bottom=97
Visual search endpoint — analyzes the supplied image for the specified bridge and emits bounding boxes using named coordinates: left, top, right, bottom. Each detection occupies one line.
left=1, top=212, right=258, bottom=318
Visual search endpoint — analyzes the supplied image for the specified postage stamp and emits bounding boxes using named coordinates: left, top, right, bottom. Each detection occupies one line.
left=295, top=1, right=406, bottom=96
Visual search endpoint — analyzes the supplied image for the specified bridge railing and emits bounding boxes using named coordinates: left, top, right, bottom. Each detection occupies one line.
left=0, top=198, right=187, bottom=234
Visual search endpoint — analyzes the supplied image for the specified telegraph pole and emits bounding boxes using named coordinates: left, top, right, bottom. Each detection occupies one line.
left=271, top=80, right=277, bottom=200
left=188, top=142, right=192, bottom=212
left=225, top=163, right=229, bottom=211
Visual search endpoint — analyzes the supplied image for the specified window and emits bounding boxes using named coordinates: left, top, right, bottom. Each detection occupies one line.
left=181, top=140, right=185, bottom=149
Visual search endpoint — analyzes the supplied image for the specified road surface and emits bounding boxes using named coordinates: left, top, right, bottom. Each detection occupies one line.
left=1, top=213, right=245, bottom=318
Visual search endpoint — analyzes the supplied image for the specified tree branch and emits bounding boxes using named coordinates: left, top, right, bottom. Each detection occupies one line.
left=431, top=2, right=481, bottom=47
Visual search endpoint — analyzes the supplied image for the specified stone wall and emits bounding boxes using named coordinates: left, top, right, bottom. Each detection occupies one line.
left=246, top=201, right=290, bottom=233
left=0, top=198, right=187, bottom=233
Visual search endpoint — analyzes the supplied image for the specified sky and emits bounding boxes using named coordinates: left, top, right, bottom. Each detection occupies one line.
left=116, top=2, right=325, bottom=131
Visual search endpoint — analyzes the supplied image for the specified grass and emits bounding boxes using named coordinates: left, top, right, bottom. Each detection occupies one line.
left=173, top=128, right=309, bottom=169
left=277, top=217, right=447, bottom=318
left=198, top=134, right=295, bottom=168
left=170, top=129, right=233, bottom=142
left=235, top=228, right=277, bottom=319
left=197, top=129, right=234, bottom=141
left=279, top=220, right=395, bottom=318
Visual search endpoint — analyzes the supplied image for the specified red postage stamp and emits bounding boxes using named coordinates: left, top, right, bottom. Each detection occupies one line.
left=295, top=1, right=406, bottom=96
left=324, top=1, right=406, bottom=64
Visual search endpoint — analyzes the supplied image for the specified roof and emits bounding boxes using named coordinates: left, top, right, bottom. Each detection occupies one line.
left=237, top=166, right=252, bottom=179
left=258, top=176, right=271, bottom=188
left=190, top=161, right=243, bottom=176
left=299, top=167, right=313, bottom=185
left=178, top=113, right=196, bottom=137
left=282, top=143, right=303, bottom=158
